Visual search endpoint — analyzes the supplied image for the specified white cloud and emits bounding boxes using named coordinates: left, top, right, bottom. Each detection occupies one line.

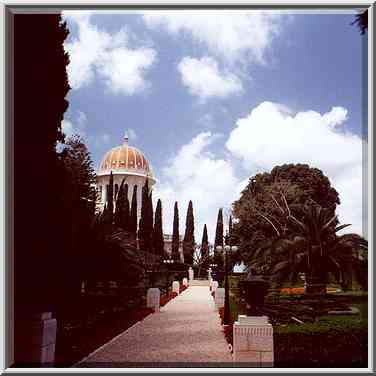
left=154, top=103, right=364, bottom=245
left=154, top=132, right=240, bottom=243
left=178, top=56, right=243, bottom=100
left=99, top=45, right=156, bottom=95
left=61, top=119, right=74, bottom=137
left=226, top=101, right=365, bottom=236
left=142, top=11, right=283, bottom=64
left=322, top=106, right=348, bottom=128
left=62, top=110, right=87, bottom=138
left=63, top=12, right=157, bottom=94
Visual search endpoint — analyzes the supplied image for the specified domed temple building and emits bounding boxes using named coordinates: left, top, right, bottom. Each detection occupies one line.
left=96, top=133, right=156, bottom=222
left=96, top=133, right=184, bottom=261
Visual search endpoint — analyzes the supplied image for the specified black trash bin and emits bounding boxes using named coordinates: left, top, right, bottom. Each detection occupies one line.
left=239, top=276, right=270, bottom=316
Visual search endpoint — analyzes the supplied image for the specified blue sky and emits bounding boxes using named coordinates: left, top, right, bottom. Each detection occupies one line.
left=62, top=10, right=367, bottom=242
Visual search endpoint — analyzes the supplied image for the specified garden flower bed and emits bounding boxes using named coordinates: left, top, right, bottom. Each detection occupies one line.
left=280, top=287, right=338, bottom=295
left=159, top=282, right=187, bottom=307
left=160, top=291, right=178, bottom=307
left=218, top=307, right=234, bottom=349
left=180, top=284, right=188, bottom=293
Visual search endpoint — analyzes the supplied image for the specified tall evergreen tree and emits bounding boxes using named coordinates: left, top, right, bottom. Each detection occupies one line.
left=139, top=179, right=153, bottom=252
left=172, top=202, right=180, bottom=262
left=225, top=215, right=233, bottom=246
left=61, top=134, right=97, bottom=245
left=14, top=13, right=70, bottom=362
left=201, top=224, right=209, bottom=270
left=183, top=200, right=195, bottom=265
left=148, top=189, right=154, bottom=248
left=153, top=199, right=165, bottom=256
left=107, top=171, right=114, bottom=222
left=129, top=185, right=138, bottom=238
left=114, top=179, right=130, bottom=231
left=214, top=208, right=224, bottom=268
left=123, top=184, right=130, bottom=231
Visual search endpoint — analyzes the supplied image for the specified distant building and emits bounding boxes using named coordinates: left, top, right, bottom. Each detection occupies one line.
left=96, top=133, right=156, bottom=225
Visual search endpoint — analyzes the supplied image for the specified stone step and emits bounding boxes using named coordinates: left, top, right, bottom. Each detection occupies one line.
left=190, top=279, right=209, bottom=286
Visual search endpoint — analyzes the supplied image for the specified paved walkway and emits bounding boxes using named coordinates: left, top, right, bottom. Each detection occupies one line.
left=76, top=286, right=232, bottom=367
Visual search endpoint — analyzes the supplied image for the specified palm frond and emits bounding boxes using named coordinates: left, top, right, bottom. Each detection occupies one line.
left=322, top=214, right=338, bottom=231
left=335, top=223, right=352, bottom=233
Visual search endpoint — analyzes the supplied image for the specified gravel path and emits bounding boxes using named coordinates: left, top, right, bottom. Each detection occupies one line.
left=76, top=286, right=233, bottom=367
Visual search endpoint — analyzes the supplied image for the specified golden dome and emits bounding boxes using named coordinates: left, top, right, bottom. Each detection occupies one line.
left=98, top=134, right=154, bottom=178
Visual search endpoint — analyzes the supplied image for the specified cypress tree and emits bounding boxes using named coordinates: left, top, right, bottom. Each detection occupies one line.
left=123, top=184, right=130, bottom=231
left=107, top=171, right=114, bottom=223
left=201, top=224, right=209, bottom=270
left=153, top=199, right=164, bottom=256
left=148, top=189, right=154, bottom=250
left=129, top=185, right=138, bottom=238
left=214, top=208, right=224, bottom=268
left=225, top=215, right=233, bottom=246
left=172, top=202, right=180, bottom=262
left=114, top=179, right=130, bottom=231
left=101, top=203, right=112, bottom=226
left=183, top=200, right=195, bottom=266
left=14, top=14, right=70, bottom=320
left=139, top=179, right=153, bottom=252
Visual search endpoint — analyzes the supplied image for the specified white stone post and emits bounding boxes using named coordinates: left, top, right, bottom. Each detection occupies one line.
left=16, top=312, right=57, bottom=365
left=209, top=277, right=213, bottom=290
left=215, top=287, right=225, bottom=308
left=212, top=280, right=218, bottom=295
left=172, top=281, right=180, bottom=295
left=188, top=267, right=194, bottom=282
left=208, top=267, right=212, bottom=279
left=233, top=315, right=274, bottom=367
left=183, top=277, right=188, bottom=287
left=146, top=288, right=161, bottom=312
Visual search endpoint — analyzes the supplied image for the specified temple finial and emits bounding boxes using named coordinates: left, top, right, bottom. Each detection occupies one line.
left=123, top=131, right=129, bottom=145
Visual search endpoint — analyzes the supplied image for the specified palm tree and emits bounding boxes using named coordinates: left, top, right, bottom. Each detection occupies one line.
left=249, top=204, right=367, bottom=294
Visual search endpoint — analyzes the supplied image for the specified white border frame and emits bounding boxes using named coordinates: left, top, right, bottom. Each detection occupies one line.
left=1, top=0, right=373, bottom=373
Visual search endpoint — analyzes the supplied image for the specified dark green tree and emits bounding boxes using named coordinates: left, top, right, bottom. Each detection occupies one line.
left=14, top=13, right=70, bottom=317
left=213, top=208, right=224, bottom=268
left=55, top=135, right=97, bottom=313
left=129, top=185, right=138, bottom=238
left=172, top=202, right=180, bottom=262
left=200, top=224, right=209, bottom=272
left=153, top=199, right=165, bottom=256
left=225, top=215, right=233, bottom=246
left=123, top=184, right=130, bottom=231
left=352, top=9, right=368, bottom=34
left=232, top=164, right=340, bottom=263
left=107, top=171, right=114, bottom=223
left=114, top=179, right=130, bottom=231
left=183, top=200, right=195, bottom=265
left=148, top=189, right=154, bottom=244
left=249, top=204, right=368, bottom=294
left=138, top=179, right=153, bottom=252
left=13, top=13, right=70, bottom=363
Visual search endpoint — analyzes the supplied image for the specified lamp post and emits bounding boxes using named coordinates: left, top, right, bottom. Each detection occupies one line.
left=163, top=258, right=174, bottom=265
left=216, top=244, right=238, bottom=325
